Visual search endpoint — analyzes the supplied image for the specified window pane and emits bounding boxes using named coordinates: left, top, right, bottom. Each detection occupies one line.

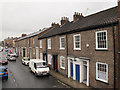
left=97, top=31, right=107, bottom=49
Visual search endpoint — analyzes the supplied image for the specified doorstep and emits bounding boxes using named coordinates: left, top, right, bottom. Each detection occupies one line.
left=50, top=69, right=90, bottom=89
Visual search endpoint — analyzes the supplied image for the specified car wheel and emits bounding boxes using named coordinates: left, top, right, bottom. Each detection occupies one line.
left=35, top=72, right=38, bottom=77
left=6, top=76, right=8, bottom=80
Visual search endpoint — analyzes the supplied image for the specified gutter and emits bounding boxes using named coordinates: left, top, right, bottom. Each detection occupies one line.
left=112, top=24, right=116, bottom=90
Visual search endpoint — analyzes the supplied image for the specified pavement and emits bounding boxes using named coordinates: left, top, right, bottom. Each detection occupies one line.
left=50, top=69, right=89, bottom=89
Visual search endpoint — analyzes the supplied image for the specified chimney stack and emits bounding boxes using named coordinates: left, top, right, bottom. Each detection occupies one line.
left=73, top=12, right=84, bottom=21
left=60, top=17, right=69, bottom=25
left=51, top=22, right=59, bottom=27
left=21, top=34, right=27, bottom=37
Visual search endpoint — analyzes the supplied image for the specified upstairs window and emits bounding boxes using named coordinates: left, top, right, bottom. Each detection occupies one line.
left=96, top=62, right=108, bottom=83
left=40, top=40, right=42, bottom=48
left=48, top=39, right=51, bottom=49
left=60, top=37, right=65, bottom=49
left=33, top=38, right=35, bottom=44
left=28, top=40, right=29, bottom=45
left=73, top=34, right=81, bottom=50
left=96, top=30, right=107, bottom=50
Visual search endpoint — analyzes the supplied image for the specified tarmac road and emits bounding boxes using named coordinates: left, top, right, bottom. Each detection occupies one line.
left=1, top=50, right=67, bottom=89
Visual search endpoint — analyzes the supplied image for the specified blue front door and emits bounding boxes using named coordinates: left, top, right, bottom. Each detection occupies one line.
left=70, top=62, right=73, bottom=77
left=76, top=64, right=80, bottom=82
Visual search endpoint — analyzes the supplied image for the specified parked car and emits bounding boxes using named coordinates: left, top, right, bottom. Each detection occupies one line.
left=7, top=54, right=16, bottom=61
left=22, top=57, right=30, bottom=65
left=12, top=52, right=18, bottom=57
left=29, top=59, right=49, bottom=76
left=0, top=58, right=8, bottom=65
left=0, top=66, right=8, bottom=80
left=6, top=54, right=10, bottom=60
left=5, top=48, right=8, bottom=52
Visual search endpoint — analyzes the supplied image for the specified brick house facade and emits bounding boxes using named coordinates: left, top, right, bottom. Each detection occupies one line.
left=38, top=5, right=120, bottom=89
left=15, top=28, right=51, bottom=59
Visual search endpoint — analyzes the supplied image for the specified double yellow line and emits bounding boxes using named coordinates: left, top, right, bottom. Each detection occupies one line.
left=57, top=80, right=71, bottom=88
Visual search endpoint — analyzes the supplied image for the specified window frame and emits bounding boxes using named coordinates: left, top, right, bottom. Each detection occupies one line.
left=96, top=30, right=108, bottom=50
left=60, top=37, right=65, bottom=50
left=40, top=40, right=42, bottom=49
left=40, top=53, right=43, bottom=60
left=96, top=62, right=108, bottom=83
left=48, top=39, right=51, bottom=49
left=73, top=34, right=81, bottom=50
left=28, top=40, right=29, bottom=45
left=48, top=54, right=52, bottom=65
left=33, top=38, right=35, bottom=44
left=60, top=56, right=65, bottom=70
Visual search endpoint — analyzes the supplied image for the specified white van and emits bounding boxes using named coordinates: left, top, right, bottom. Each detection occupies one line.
left=29, top=59, right=49, bottom=76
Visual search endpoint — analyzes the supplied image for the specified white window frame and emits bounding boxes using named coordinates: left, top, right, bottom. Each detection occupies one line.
left=60, top=56, right=65, bottom=70
left=60, top=37, right=65, bottom=50
left=48, top=39, right=51, bottom=49
left=28, top=40, right=29, bottom=44
left=96, top=30, right=108, bottom=50
left=40, top=40, right=42, bottom=49
left=96, top=62, right=108, bottom=83
left=40, top=53, right=43, bottom=60
left=48, top=54, right=52, bottom=65
left=33, top=38, right=35, bottom=44
left=73, top=34, right=81, bottom=50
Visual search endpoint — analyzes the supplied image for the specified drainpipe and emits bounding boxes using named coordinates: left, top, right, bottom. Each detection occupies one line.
left=112, top=24, right=116, bottom=90
left=46, top=38, right=48, bottom=62
left=66, top=34, right=68, bottom=76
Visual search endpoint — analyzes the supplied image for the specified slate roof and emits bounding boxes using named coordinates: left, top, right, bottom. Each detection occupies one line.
left=38, top=6, right=118, bottom=39
left=17, top=28, right=48, bottom=41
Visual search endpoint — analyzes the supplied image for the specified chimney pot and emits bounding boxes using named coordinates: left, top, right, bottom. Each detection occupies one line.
left=77, top=12, right=78, bottom=15
left=75, top=12, right=76, bottom=15
left=81, top=13, right=83, bottom=16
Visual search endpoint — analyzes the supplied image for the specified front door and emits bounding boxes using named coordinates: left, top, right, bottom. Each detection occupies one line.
left=53, top=55, right=58, bottom=72
left=70, top=62, right=73, bottom=77
left=76, top=64, right=80, bottom=82
left=23, top=48, right=25, bottom=57
left=43, top=53, right=47, bottom=61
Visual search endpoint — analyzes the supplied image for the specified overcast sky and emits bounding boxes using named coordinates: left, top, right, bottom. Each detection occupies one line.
left=0, top=0, right=117, bottom=41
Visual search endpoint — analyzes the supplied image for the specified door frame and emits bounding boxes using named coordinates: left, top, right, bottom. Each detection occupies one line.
left=53, top=55, right=58, bottom=72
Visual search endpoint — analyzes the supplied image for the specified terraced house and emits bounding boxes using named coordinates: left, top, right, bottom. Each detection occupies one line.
left=38, top=2, right=120, bottom=89
left=15, top=28, right=51, bottom=59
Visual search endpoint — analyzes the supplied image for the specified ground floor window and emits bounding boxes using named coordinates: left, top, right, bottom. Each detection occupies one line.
left=96, top=62, right=108, bottom=83
left=60, top=56, right=65, bottom=70
left=48, top=54, right=52, bottom=64
left=40, top=53, right=43, bottom=60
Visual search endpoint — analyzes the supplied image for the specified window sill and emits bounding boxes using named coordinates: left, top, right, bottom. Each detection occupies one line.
left=48, top=48, right=51, bottom=50
left=73, top=48, right=81, bottom=51
left=60, top=48, right=65, bottom=50
left=96, top=78, right=108, bottom=84
left=60, top=67, right=65, bottom=70
left=95, top=48, right=108, bottom=51
left=48, top=63, right=51, bottom=65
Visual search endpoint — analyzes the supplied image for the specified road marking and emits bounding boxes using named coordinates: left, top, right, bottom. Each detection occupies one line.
left=57, top=80, right=71, bottom=88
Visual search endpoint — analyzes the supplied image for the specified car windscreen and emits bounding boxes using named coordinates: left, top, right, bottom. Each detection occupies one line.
left=0, top=58, right=7, bottom=60
left=24, top=59, right=30, bottom=61
left=36, top=62, right=46, bottom=68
